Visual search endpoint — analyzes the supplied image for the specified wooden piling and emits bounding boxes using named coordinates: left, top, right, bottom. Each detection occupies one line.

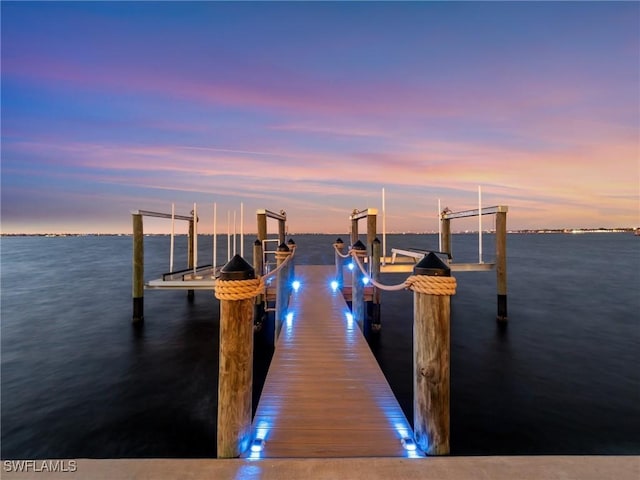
left=334, top=238, right=345, bottom=287
left=441, top=217, right=451, bottom=258
left=352, top=240, right=367, bottom=331
left=257, top=212, right=267, bottom=243
left=367, top=213, right=377, bottom=256
left=275, top=243, right=290, bottom=341
left=371, top=237, right=381, bottom=331
left=411, top=253, right=456, bottom=455
left=253, top=238, right=264, bottom=276
left=278, top=218, right=286, bottom=244
left=351, top=215, right=359, bottom=246
left=287, top=238, right=296, bottom=282
left=496, top=211, right=508, bottom=322
left=216, top=255, right=256, bottom=458
left=187, top=219, right=195, bottom=300
left=132, top=214, right=144, bottom=323
left=253, top=238, right=265, bottom=331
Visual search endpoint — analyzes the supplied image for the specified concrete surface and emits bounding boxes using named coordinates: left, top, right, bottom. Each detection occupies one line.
left=1, top=456, right=638, bottom=480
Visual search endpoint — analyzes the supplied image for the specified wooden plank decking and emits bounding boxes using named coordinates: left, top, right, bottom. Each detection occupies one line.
left=243, top=265, right=422, bottom=458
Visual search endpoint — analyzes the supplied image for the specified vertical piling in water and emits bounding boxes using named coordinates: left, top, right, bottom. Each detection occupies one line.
left=253, top=238, right=264, bottom=276
left=278, top=216, right=286, bottom=244
left=441, top=216, right=452, bottom=258
left=287, top=238, right=296, bottom=282
left=216, top=255, right=258, bottom=458
left=257, top=212, right=267, bottom=244
left=367, top=212, right=377, bottom=257
left=351, top=213, right=359, bottom=246
left=132, top=213, right=144, bottom=323
left=275, top=242, right=291, bottom=342
left=253, top=238, right=265, bottom=332
left=496, top=210, right=508, bottom=322
left=351, top=240, right=367, bottom=331
left=334, top=238, right=344, bottom=288
left=371, top=237, right=382, bottom=332
left=187, top=218, right=195, bottom=300
left=411, top=253, right=457, bottom=455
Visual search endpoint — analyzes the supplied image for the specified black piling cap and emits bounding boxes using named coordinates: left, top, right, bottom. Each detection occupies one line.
left=372, top=237, right=380, bottom=244
left=287, top=238, right=296, bottom=247
left=335, top=237, right=344, bottom=244
left=220, top=254, right=256, bottom=280
left=352, top=240, right=367, bottom=251
left=254, top=238, right=261, bottom=246
left=414, top=252, right=451, bottom=277
left=277, top=242, right=290, bottom=252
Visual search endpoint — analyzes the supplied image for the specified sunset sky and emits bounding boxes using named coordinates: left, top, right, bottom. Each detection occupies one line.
left=1, top=1, right=638, bottom=234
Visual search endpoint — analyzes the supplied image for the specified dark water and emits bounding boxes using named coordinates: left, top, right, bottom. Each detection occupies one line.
left=1, top=233, right=639, bottom=458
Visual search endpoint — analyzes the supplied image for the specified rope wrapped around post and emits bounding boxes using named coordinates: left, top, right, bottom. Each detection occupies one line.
left=215, top=277, right=264, bottom=301
left=405, top=275, right=457, bottom=296
left=275, top=250, right=290, bottom=262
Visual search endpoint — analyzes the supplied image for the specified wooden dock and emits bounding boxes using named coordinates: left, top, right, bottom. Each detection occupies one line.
left=243, top=265, right=422, bottom=458
left=132, top=203, right=508, bottom=456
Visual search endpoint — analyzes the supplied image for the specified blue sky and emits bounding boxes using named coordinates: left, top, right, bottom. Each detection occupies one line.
left=1, top=1, right=638, bottom=233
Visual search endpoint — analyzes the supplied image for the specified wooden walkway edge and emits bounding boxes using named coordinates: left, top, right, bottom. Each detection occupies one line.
left=243, top=265, right=421, bottom=458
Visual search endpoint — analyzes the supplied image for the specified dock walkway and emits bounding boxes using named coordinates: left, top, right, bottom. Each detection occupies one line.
left=244, top=265, right=420, bottom=458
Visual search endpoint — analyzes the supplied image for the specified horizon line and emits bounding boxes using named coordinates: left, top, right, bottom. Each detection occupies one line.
left=2, top=227, right=637, bottom=237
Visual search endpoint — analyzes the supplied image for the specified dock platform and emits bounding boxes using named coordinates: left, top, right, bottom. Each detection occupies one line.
left=244, top=265, right=421, bottom=458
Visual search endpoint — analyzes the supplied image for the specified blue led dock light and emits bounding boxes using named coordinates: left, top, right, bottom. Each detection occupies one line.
left=347, top=262, right=354, bottom=270
left=401, top=437, right=417, bottom=451
left=330, top=280, right=339, bottom=292
left=345, top=312, right=354, bottom=328
left=362, top=276, right=370, bottom=285
left=292, top=280, right=301, bottom=292
left=251, top=438, right=265, bottom=452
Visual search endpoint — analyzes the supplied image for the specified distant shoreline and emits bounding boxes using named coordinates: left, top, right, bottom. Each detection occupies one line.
left=1, top=228, right=637, bottom=237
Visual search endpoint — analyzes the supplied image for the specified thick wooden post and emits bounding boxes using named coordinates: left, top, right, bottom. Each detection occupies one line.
left=496, top=211, right=508, bottom=322
left=367, top=213, right=377, bottom=257
left=278, top=219, right=286, bottom=244
left=412, top=253, right=456, bottom=455
left=132, top=214, right=144, bottom=323
left=287, top=238, right=296, bottom=282
left=371, top=237, right=381, bottom=332
left=253, top=238, right=264, bottom=276
left=253, top=238, right=265, bottom=332
left=334, top=238, right=344, bottom=287
left=275, top=243, right=290, bottom=342
left=351, top=214, right=359, bottom=246
left=257, top=212, right=267, bottom=243
left=216, top=255, right=256, bottom=458
left=351, top=240, right=367, bottom=331
left=441, top=217, right=451, bottom=258
left=187, top=219, right=195, bottom=300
